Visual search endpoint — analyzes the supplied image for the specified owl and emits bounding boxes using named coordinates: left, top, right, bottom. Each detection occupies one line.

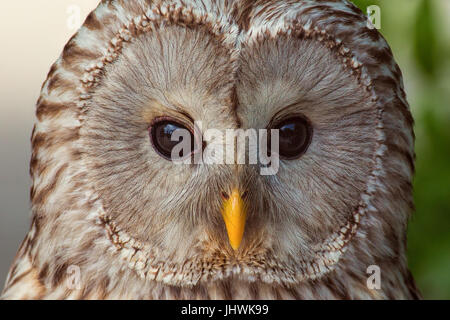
left=2, top=0, right=420, bottom=299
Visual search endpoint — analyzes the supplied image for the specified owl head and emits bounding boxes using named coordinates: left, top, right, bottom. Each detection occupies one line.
left=29, top=0, right=414, bottom=291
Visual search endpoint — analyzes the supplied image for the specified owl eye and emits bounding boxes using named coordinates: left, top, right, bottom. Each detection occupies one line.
left=271, top=115, right=313, bottom=160
left=149, top=118, right=195, bottom=161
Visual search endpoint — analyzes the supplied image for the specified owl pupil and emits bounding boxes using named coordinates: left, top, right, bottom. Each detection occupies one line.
left=272, top=116, right=312, bottom=160
left=150, top=120, right=194, bottom=160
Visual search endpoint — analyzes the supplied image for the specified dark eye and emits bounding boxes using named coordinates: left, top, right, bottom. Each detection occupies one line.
left=271, top=115, right=313, bottom=160
left=149, top=118, right=195, bottom=161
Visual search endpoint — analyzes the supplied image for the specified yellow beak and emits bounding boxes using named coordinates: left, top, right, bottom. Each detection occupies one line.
left=221, top=189, right=247, bottom=251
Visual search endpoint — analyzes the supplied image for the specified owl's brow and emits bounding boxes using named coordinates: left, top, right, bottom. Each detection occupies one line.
left=142, top=98, right=195, bottom=125
left=162, top=92, right=199, bottom=123
left=171, top=104, right=195, bottom=124
left=268, top=100, right=310, bottom=126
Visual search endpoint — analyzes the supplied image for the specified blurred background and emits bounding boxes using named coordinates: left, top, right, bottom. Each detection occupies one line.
left=0, top=0, right=449, bottom=299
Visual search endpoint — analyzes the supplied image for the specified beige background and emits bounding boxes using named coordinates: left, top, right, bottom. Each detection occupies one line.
left=0, top=0, right=99, bottom=288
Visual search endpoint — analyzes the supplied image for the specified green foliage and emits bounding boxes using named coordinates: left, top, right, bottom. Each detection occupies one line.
left=409, top=106, right=450, bottom=299
left=413, top=0, right=439, bottom=77
left=351, top=0, right=382, bottom=11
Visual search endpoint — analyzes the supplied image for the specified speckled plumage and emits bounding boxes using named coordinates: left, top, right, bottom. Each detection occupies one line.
left=2, top=0, right=420, bottom=299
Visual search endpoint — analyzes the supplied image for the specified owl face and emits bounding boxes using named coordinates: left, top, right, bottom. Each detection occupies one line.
left=28, top=0, right=414, bottom=289
left=80, top=18, right=376, bottom=274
